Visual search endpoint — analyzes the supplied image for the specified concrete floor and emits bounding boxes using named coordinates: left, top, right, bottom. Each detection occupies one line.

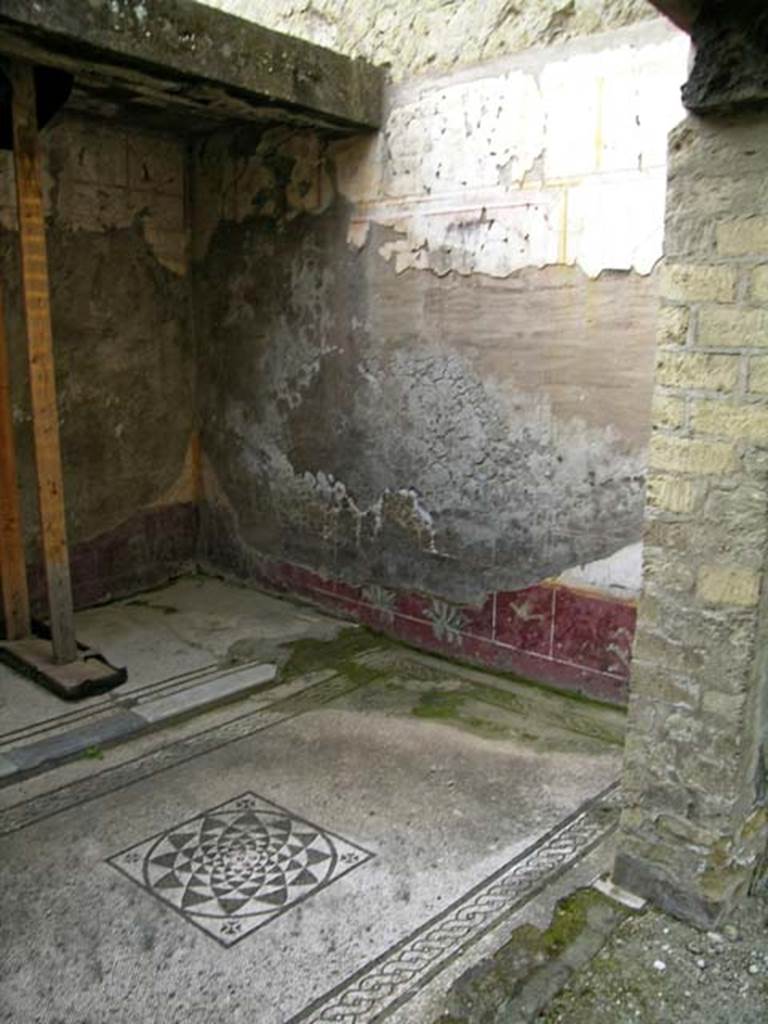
left=0, top=576, right=625, bottom=1023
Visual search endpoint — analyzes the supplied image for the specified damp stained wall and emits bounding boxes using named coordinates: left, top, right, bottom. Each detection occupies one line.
left=193, top=18, right=690, bottom=607
left=0, top=115, right=197, bottom=609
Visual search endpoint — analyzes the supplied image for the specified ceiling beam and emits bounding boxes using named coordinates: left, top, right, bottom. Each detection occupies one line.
left=0, top=0, right=383, bottom=134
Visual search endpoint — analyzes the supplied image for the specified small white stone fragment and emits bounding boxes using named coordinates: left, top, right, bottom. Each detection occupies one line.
left=591, top=874, right=647, bottom=911
left=748, top=963, right=759, bottom=975
left=653, top=960, right=666, bottom=972
left=696, top=958, right=706, bottom=969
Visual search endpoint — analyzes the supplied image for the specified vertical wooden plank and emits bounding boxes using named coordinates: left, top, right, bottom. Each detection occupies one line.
left=9, top=61, right=77, bottom=664
left=0, top=279, right=30, bottom=640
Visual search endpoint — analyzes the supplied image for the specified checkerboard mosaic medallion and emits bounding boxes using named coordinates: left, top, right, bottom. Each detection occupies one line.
left=108, top=792, right=374, bottom=946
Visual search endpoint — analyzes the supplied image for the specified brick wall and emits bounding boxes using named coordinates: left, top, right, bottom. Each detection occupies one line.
left=615, top=112, right=768, bottom=925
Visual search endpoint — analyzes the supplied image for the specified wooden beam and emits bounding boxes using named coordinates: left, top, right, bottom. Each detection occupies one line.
left=0, top=0, right=383, bottom=133
left=9, top=60, right=77, bottom=664
left=0, top=278, right=30, bottom=640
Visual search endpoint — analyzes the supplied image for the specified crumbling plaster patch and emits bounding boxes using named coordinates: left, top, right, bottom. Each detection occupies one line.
left=196, top=205, right=651, bottom=600
left=190, top=25, right=688, bottom=283
left=558, top=542, right=643, bottom=597
left=0, top=113, right=195, bottom=553
left=0, top=118, right=190, bottom=276
left=191, top=20, right=683, bottom=601
left=330, top=25, right=689, bottom=279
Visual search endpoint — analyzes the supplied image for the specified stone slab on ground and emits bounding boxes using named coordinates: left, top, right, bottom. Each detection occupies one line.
left=7, top=710, right=146, bottom=774
left=1, top=662, right=278, bottom=780
left=133, top=661, right=277, bottom=724
left=434, top=886, right=636, bottom=1024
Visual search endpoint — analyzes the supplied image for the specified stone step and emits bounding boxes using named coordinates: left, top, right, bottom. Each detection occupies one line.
left=0, top=662, right=277, bottom=784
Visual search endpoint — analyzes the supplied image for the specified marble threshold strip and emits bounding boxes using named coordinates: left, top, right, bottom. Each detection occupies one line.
left=0, top=661, right=277, bottom=783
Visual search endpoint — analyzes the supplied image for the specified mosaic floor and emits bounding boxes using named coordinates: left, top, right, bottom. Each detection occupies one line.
left=0, top=579, right=625, bottom=1024
left=109, top=792, right=373, bottom=947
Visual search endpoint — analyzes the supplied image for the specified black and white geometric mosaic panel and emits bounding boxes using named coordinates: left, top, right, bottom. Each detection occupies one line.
left=108, top=792, right=375, bottom=947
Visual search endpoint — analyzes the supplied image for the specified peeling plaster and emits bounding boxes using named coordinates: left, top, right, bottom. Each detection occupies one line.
left=200, top=219, right=650, bottom=600
left=0, top=120, right=191, bottom=276
left=329, top=26, right=688, bottom=279
left=192, top=20, right=671, bottom=605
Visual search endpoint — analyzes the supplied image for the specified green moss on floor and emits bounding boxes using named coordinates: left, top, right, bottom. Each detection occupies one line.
left=436, top=888, right=630, bottom=1024
left=411, top=688, right=509, bottom=739
left=541, top=889, right=610, bottom=956
left=256, top=625, right=624, bottom=756
left=280, top=627, right=392, bottom=686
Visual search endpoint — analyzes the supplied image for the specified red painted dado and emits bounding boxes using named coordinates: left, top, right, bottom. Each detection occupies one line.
left=7, top=507, right=634, bottom=707
left=255, top=559, right=636, bottom=705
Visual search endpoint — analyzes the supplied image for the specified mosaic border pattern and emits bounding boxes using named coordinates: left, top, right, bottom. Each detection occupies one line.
left=0, top=670, right=365, bottom=838
left=0, top=647, right=622, bottom=1024
left=290, top=783, right=621, bottom=1024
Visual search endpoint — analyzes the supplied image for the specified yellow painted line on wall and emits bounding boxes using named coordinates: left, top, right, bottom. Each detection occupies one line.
left=595, top=76, right=605, bottom=171
left=558, top=187, right=569, bottom=265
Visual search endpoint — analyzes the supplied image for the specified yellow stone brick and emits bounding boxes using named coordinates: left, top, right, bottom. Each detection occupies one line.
left=646, top=475, right=696, bottom=513
left=749, top=355, right=768, bottom=394
left=648, top=435, right=736, bottom=475
left=657, top=305, right=689, bottom=346
left=661, top=262, right=737, bottom=303
left=696, top=566, right=761, bottom=607
left=651, top=394, right=685, bottom=430
left=717, top=216, right=768, bottom=256
left=691, top=400, right=768, bottom=442
left=698, top=306, right=768, bottom=348
left=702, top=689, right=747, bottom=720
left=752, top=265, right=768, bottom=302
left=656, top=351, right=739, bottom=392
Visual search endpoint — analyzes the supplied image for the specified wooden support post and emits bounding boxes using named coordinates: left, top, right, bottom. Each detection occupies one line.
left=9, top=60, right=76, bottom=664
left=0, top=279, right=30, bottom=640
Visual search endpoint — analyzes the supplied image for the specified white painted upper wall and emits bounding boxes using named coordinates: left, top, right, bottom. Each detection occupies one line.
left=331, top=20, right=689, bottom=279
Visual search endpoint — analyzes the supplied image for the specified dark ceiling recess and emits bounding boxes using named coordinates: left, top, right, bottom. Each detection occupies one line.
left=0, top=65, right=73, bottom=150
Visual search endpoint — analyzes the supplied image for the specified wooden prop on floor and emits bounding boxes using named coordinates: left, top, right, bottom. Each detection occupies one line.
left=0, top=279, right=29, bottom=640
left=0, top=59, right=126, bottom=699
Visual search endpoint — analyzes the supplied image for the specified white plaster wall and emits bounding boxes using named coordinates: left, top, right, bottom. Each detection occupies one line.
left=558, top=542, right=644, bottom=597
left=331, top=21, right=689, bottom=280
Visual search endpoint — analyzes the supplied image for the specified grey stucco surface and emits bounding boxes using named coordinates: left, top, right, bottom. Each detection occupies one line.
left=195, top=132, right=657, bottom=602
left=0, top=115, right=195, bottom=568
